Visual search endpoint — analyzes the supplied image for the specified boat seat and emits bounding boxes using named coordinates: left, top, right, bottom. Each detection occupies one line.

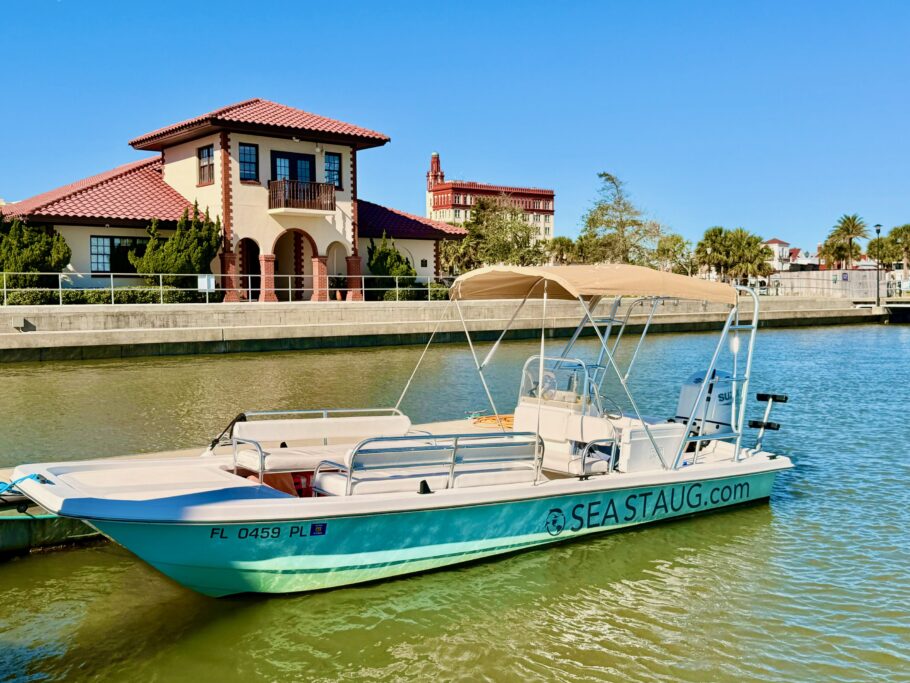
left=313, top=460, right=537, bottom=496
left=312, top=436, right=541, bottom=496
left=232, top=414, right=412, bottom=447
left=235, top=444, right=349, bottom=473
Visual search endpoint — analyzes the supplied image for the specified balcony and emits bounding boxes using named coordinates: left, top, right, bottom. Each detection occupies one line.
left=268, top=180, right=336, bottom=215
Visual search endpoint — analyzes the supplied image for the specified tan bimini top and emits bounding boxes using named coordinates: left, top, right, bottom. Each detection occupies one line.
left=451, top=264, right=737, bottom=305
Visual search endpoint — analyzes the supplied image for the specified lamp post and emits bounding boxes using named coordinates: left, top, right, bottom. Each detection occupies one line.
left=874, top=224, right=882, bottom=307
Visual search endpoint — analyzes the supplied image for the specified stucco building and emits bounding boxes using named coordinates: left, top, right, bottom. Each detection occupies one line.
left=3, top=99, right=463, bottom=301
left=425, top=153, right=554, bottom=239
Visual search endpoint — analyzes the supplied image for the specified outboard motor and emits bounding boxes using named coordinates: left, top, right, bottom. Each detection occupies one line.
left=675, top=370, right=733, bottom=435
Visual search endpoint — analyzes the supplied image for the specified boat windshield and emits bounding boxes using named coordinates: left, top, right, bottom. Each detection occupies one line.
left=519, top=356, right=593, bottom=408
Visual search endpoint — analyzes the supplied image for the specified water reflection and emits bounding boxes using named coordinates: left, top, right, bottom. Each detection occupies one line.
left=1, top=325, right=909, bottom=681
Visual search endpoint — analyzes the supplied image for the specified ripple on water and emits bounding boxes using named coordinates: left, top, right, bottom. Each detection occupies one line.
left=0, top=325, right=909, bottom=682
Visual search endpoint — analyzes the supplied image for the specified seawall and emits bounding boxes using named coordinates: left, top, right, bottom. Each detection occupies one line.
left=0, top=298, right=886, bottom=363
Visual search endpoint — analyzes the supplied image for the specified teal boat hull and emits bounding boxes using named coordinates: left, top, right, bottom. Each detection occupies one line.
left=92, top=472, right=777, bottom=597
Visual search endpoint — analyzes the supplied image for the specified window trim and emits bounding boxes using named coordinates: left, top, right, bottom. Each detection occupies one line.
left=238, top=142, right=260, bottom=183
left=324, top=151, right=343, bottom=190
left=197, top=144, right=215, bottom=186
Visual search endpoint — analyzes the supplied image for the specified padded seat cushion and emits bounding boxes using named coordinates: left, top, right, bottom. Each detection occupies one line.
left=236, top=444, right=349, bottom=473
left=313, top=461, right=537, bottom=496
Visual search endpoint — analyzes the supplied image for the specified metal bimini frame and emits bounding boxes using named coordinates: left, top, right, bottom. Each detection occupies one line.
left=396, top=278, right=760, bottom=472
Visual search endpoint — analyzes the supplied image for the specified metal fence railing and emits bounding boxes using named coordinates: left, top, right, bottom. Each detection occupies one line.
left=0, top=271, right=453, bottom=306
left=2, top=269, right=908, bottom=306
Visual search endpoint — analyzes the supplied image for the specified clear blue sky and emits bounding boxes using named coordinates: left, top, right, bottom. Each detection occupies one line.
left=2, top=1, right=908, bottom=249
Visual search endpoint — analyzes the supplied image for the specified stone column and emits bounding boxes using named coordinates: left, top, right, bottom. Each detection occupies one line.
left=312, top=255, right=329, bottom=302
left=259, top=254, right=278, bottom=303
left=220, top=251, right=241, bottom=302
left=345, top=255, right=364, bottom=301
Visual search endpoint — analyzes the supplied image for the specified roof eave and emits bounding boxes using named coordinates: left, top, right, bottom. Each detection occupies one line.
left=130, top=121, right=390, bottom=152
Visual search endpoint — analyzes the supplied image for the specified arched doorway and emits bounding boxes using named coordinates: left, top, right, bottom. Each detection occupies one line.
left=237, top=238, right=261, bottom=301
left=273, top=229, right=317, bottom=301
left=325, top=241, right=348, bottom=301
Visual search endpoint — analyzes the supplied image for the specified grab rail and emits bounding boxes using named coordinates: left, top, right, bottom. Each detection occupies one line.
left=313, top=431, right=546, bottom=496
left=231, top=436, right=267, bottom=481
left=578, top=437, right=618, bottom=478
left=213, top=407, right=405, bottom=448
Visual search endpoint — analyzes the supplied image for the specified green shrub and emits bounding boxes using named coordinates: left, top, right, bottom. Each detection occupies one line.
left=4, top=289, right=58, bottom=305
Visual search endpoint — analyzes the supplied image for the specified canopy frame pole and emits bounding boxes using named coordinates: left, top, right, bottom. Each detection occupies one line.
left=578, top=295, right=670, bottom=470
left=732, top=287, right=759, bottom=461
left=395, top=296, right=455, bottom=410
left=622, top=297, right=661, bottom=382
left=534, top=280, right=548, bottom=484
left=480, top=283, right=537, bottom=370
left=454, top=296, right=505, bottom=431
left=670, top=308, right=736, bottom=469
left=592, top=296, right=622, bottom=368
left=559, top=295, right=604, bottom=360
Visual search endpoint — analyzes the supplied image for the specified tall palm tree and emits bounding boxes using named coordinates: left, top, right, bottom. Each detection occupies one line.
left=725, top=228, right=773, bottom=283
left=831, top=214, right=868, bottom=269
left=695, top=226, right=729, bottom=280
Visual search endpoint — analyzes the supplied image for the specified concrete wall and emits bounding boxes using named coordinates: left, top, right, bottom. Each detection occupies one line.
left=0, top=297, right=885, bottom=363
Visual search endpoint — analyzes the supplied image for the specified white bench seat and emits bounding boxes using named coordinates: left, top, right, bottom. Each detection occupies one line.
left=235, top=444, right=350, bottom=473
left=313, top=461, right=537, bottom=496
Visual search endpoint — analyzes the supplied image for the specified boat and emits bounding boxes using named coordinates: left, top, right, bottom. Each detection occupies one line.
left=11, top=265, right=792, bottom=597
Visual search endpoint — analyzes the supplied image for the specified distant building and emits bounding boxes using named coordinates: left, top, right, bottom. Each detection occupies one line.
left=425, top=152, right=554, bottom=239
left=763, top=238, right=791, bottom=272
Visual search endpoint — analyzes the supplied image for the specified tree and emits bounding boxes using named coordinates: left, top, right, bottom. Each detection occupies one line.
left=0, top=214, right=71, bottom=288
left=578, top=172, right=661, bottom=265
left=440, top=196, right=547, bottom=273
left=818, top=235, right=859, bottom=270
left=695, top=226, right=730, bottom=279
left=694, top=226, right=771, bottom=282
left=866, top=235, right=900, bottom=270
left=655, top=233, right=693, bottom=274
left=366, top=231, right=417, bottom=300
left=547, top=236, right=576, bottom=265
left=129, top=203, right=222, bottom=283
left=828, top=214, right=868, bottom=269
left=889, top=224, right=910, bottom=279
left=725, top=228, right=773, bottom=282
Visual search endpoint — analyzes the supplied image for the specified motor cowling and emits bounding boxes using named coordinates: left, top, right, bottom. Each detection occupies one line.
left=675, top=370, right=733, bottom=435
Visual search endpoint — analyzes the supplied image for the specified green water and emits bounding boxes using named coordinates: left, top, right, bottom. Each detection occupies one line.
left=0, top=325, right=908, bottom=681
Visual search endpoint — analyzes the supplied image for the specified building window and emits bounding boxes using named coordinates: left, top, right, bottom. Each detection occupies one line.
left=197, top=145, right=214, bottom=185
left=545, top=215, right=551, bottom=223
left=454, top=209, right=461, bottom=219
left=420, top=259, right=428, bottom=268
left=533, top=213, right=541, bottom=222
left=324, top=152, right=343, bottom=189
left=90, top=236, right=150, bottom=274
left=239, top=143, right=259, bottom=182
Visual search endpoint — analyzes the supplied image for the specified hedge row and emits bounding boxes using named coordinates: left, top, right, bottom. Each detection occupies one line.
left=3, top=288, right=223, bottom=305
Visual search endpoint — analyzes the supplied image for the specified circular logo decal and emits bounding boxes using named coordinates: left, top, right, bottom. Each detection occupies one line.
left=545, top=508, right=566, bottom=536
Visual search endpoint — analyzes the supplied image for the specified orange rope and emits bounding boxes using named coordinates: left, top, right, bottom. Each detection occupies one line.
left=472, top=414, right=515, bottom=429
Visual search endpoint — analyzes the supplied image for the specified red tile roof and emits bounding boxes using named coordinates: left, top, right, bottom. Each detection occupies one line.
left=764, top=237, right=789, bottom=245
left=1, top=157, right=192, bottom=223
left=130, top=98, right=390, bottom=150
left=358, top=200, right=466, bottom=241
left=430, top=180, right=554, bottom=197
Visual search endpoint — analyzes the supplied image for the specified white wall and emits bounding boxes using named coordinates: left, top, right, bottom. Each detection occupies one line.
left=161, top=133, right=223, bottom=218
left=54, top=223, right=174, bottom=287
left=360, top=237, right=436, bottom=278
left=229, top=133, right=354, bottom=258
